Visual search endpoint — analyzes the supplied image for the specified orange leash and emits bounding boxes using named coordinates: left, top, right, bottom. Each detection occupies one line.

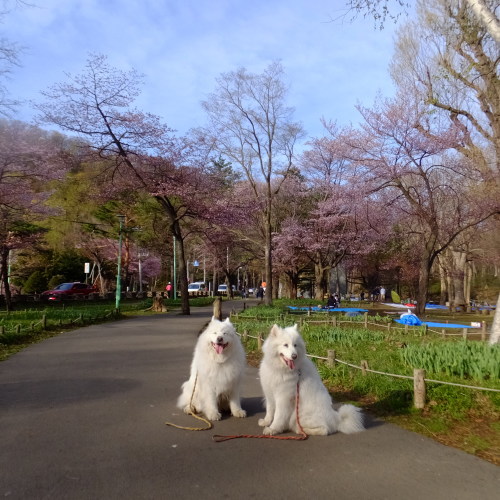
left=212, top=380, right=308, bottom=442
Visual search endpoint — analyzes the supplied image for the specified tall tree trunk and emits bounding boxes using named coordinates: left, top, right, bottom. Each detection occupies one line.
left=415, top=248, right=433, bottom=316
left=1, top=247, right=12, bottom=312
left=264, top=208, right=273, bottom=306
left=173, top=223, right=190, bottom=315
left=314, top=261, right=328, bottom=301
left=489, top=293, right=500, bottom=345
left=285, top=272, right=299, bottom=299
left=156, top=196, right=190, bottom=315
left=464, top=261, right=473, bottom=308
left=450, top=249, right=467, bottom=311
left=438, top=257, right=447, bottom=305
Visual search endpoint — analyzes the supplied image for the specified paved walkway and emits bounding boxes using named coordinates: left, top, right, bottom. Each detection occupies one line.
left=0, top=300, right=498, bottom=499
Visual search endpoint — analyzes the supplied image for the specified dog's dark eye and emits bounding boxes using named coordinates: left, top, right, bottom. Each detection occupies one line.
left=284, top=343, right=288, bottom=347
left=294, top=344, right=297, bottom=347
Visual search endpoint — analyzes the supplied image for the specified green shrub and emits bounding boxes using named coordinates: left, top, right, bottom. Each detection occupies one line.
left=23, top=271, right=48, bottom=294
left=47, top=274, right=65, bottom=290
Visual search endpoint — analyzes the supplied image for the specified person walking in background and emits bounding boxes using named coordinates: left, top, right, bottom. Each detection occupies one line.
left=379, top=286, right=386, bottom=301
left=165, top=282, right=172, bottom=299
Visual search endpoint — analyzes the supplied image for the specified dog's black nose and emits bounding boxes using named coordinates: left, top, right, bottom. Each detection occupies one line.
left=217, top=336, right=223, bottom=343
left=292, top=353, right=297, bottom=359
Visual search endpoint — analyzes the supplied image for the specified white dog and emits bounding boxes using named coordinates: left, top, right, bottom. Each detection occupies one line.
left=177, top=317, right=247, bottom=421
left=258, top=324, right=364, bottom=436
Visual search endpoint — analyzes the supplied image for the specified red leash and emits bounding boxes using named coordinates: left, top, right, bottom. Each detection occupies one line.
left=212, top=381, right=308, bottom=442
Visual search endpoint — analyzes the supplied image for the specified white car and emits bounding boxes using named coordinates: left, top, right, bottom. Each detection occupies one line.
left=217, top=284, right=235, bottom=293
left=188, top=282, right=206, bottom=293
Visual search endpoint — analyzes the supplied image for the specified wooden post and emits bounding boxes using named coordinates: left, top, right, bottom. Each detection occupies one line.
left=243, top=330, right=248, bottom=342
left=387, top=322, right=391, bottom=332
left=16, top=324, right=21, bottom=335
left=332, top=316, right=337, bottom=327
left=423, top=324, right=428, bottom=335
left=364, top=312, right=368, bottom=328
left=257, top=335, right=263, bottom=351
left=327, top=349, right=336, bottom=367
left=361, top=360, right=369, bottom=376
left=213, top=296, right=222, bottom=321
left=441, top=329, right=446, bottom=338
left=481, top=321, right=486, bottom=341
left=42, top=314, right=47, bottom=329
left=404, top=324, right=409, bottom=334
left=462, top=328, right=468, bottom=340
left=413, top=369, right=426, bottom=409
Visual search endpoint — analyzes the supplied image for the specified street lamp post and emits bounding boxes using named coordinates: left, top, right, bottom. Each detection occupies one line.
left=137, top=250, right=148, bottom=294
left=116, top=215, right=126, bottom=310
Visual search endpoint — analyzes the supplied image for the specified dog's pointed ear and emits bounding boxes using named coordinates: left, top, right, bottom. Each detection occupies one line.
left=270, top=324, right=280, bottom=336
left=293, top=323, right=298, bottom=330
left=224, top=317, right=231, bottom=324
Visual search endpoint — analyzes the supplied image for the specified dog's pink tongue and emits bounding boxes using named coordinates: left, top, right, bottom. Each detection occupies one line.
left=214, top=344, right=224, bottom=355
left=286, top=358, right=295, bottom=370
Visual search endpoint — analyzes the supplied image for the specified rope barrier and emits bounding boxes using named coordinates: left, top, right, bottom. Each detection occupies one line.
left=307, top=353, right=499, bottom=391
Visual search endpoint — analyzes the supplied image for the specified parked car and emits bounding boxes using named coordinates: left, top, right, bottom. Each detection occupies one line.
left=187, top=282, right=207, bottom=293
left=42, top=282, right=97, bottom=300
left=217, top=284, right=235, bottom=294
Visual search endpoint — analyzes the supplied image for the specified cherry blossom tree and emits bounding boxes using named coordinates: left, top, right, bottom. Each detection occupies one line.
left=34, top=54, right=224, bottom=315
left=0, top=119, right=68, bottom=310
left=344, top=94, right=498, bottom=314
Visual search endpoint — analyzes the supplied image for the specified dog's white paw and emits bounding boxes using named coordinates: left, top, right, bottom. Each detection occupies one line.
left=263, top=426, right=278, bottom=436
left=205, top=411, right=222, bottom=421
left=182, top=405, right=194, bottom=415
left=232, top=408, right=247, bottom=418
left=258, top=418, right=271, bottom=427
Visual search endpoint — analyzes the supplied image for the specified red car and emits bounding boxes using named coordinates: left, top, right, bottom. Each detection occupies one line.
left=42, top=282, right=97, bottom=300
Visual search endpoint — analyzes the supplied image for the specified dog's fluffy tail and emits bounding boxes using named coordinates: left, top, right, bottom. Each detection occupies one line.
left=337, top=404, right=364, bottom=434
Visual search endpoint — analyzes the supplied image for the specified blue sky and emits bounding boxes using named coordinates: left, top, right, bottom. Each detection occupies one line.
left=3, top=0, right=406, bottom=140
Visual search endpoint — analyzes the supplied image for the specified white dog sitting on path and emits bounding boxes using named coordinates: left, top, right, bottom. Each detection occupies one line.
left=258, top=324, right=364, bottom=436
left=177, top=317, right=247, bottom=421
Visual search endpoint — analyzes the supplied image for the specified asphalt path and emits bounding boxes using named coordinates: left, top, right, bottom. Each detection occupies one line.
left=1, top=300, right=498, bottom=499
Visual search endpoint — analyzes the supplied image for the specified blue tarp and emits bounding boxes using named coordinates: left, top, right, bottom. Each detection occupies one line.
left=287, top=306, right=368, bottom=313
left=396, top=314, right=423, bottom=326
left=394, top=319, right=480, bottom=329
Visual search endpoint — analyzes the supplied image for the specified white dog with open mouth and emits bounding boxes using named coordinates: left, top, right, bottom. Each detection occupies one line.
left=258, top=324, right=364, bottom=436
left=177, top=317, right=247, bottom=421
